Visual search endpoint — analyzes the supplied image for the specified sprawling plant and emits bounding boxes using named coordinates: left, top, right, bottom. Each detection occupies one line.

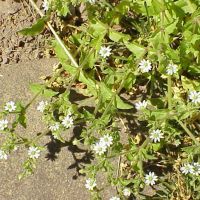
left=1, top=0, right=200, bottom=199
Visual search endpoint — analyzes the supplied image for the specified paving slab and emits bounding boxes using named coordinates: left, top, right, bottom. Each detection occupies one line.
left=0, top=59, right=91, bottom=200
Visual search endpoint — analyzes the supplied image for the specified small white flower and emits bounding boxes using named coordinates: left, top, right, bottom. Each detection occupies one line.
left=49, top=123, right=60, bottom=132
left=166, top=63, right=178, bottom=75
left=180, top=163, right=194, bottom=175
left=135, top=100, right=148, bottom=110
left=99, top=46, right=112, bottom=58
left=100, top=134, right=113, bottom=147
left=85, top=178, right=97, bottom=190
left=28, top=146, right=41, bottom=159
left=123, top=188, right=131, bottom=197
left=110, top=197, right=120, bottom=200
left=0, top=119, right=8, bottom=131
left=92, top=141, right=107, bottom=155
left=42, top=0, right=49, bottom=11
left=37, top=101, right=48, bottom=112
left=88, top=0, right=96, bottom=3
left=138, top=59, right=152, bottom=73
left=61, top=114, right=73, bottom=129
left=145, top=172, right=158, bottom=185
left=188, top=91, right=200, bottom=104
left=174, top=139, right=181, bottom=147
left=191, top=162, right=200, bottom=176
left=0, top=150, right=8, bottom=160
left=150, top=129, right=164, bottom=143
left=4, top=101, right=16, bottom=112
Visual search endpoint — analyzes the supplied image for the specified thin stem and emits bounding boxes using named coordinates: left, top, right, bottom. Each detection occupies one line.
left=29, top=0, right=79, bottom=68
left=24, top=90, right=42, bottom=110
left=176, top=118, right=199, bottom=145
left=116, top=155, right=121, bottom=193
left=101, top=72, right=130, bottom=119
left=167, top=76, right=172, bottom=110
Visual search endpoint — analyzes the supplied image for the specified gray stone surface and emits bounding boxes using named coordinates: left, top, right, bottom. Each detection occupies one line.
left=0, top=59, right=91, bottom=200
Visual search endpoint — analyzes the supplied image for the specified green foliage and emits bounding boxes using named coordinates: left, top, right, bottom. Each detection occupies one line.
left=18, top=17, right=47, bottom=36
left=1, top=0, right=200, bottom=199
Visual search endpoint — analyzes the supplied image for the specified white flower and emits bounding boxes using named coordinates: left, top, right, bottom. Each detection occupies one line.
left=149, top=129, right=164, bottom=143
left=110, top=197, right=120, bottom=200
left=0, top=150, right=8, bottom=160
left=166, top=63, right=178, bottom=75
left=135, top=100, right=148, bottom=110
left=188, top=91, right=200, bottom=104
left=0, top=119, right=8, bottom=131
left=123, top=188, right=131, bottom=197
left=174, top=139, right=181, bottom=147
left=49, top=123, right=60, bottom=132
left=92, top=141, right=107, bottom=155
left=28, top=146, right=41, bottom=159
left=88, top=0, right=95, bottom=3
left=4, top=101, right=16, bottom=112
left=138, top=59, right=152, bottom=73
left=99, top=46, right=112, bottom=58
left=85, top=178, right=97, bottom=190
left=61, top=114, right=73, bottom=129
left=180, top=163, right=194, bottom=175
left=191, top=162, right=200, bottom=176
left=42, top=0, right=49, bottom=11
left=145, top=172, right=158, bottom=185
left=37, top=101, right=48, bottom=112
left=100, top=134, right=113, bottom=147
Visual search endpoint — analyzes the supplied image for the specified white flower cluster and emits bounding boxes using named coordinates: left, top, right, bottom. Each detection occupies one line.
left=166, top=63, right=178, bottom=75
left=0, top=149, right=8, bottom=160
left=28, top=146, right=41, bottom=159
left=135, top=100, right=148, bottom=110
left=4, top=101, right=16, bottom=112
left=99, top=46, right=112, bottom=58
left=37, top=101, right=48, bottom=113
left=145, top=172, right=158, bottom=185
left=85, top=178, right=97, bottom=190
left=92, top=134, right=113, bottom=155
left=0, top=119, right=8, bottom=131
left=61, top=111, right=73, bottom=129
left=150, top=129, right=164, bottom=143
left=138, top=59, right=152, bottom=73
left=189, top=91, right=200, bottom=104
left=180, top=162, right=200, bottom=175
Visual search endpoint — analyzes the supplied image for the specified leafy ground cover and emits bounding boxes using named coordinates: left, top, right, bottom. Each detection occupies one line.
left=1, top=0, right=200, bottom=199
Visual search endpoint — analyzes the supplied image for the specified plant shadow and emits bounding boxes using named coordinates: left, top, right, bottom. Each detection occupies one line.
left=45, top=124, right=94, bottom=180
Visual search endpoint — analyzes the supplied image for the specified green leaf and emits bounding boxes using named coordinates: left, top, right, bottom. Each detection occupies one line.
left=30, top=83, right=44, bottom=94
left=115, top=96, right=133, bottom=109
left=62, top=63, right=77, bottom=76
left=18, top=17, right=47, bottom=36
left=53, top=40, right=68, bottom=63
left=109, top=29, right=131, bottom=42
left=181, top=76, right=200, bottom=91
left=99, top=82, right=132, bottom=109
left=152, top=0, right=165, bottom=13
left=42, top=89, right=58, bottom=97
left=124, top=42, right=146, bottom=59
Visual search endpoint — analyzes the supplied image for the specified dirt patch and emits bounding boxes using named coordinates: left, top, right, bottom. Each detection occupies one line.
left=0, top=0, right=50, bottom=65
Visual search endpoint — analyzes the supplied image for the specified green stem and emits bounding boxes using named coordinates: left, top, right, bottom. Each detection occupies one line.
left=167, top=75, right=172, bottom=110
left=176, top=118, right=199, bottom=145
left=101, top=72, right=130, bottom=119
left=24, top=90, right=42, bottom=110
left=29, top=0, right=79, bottom=68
